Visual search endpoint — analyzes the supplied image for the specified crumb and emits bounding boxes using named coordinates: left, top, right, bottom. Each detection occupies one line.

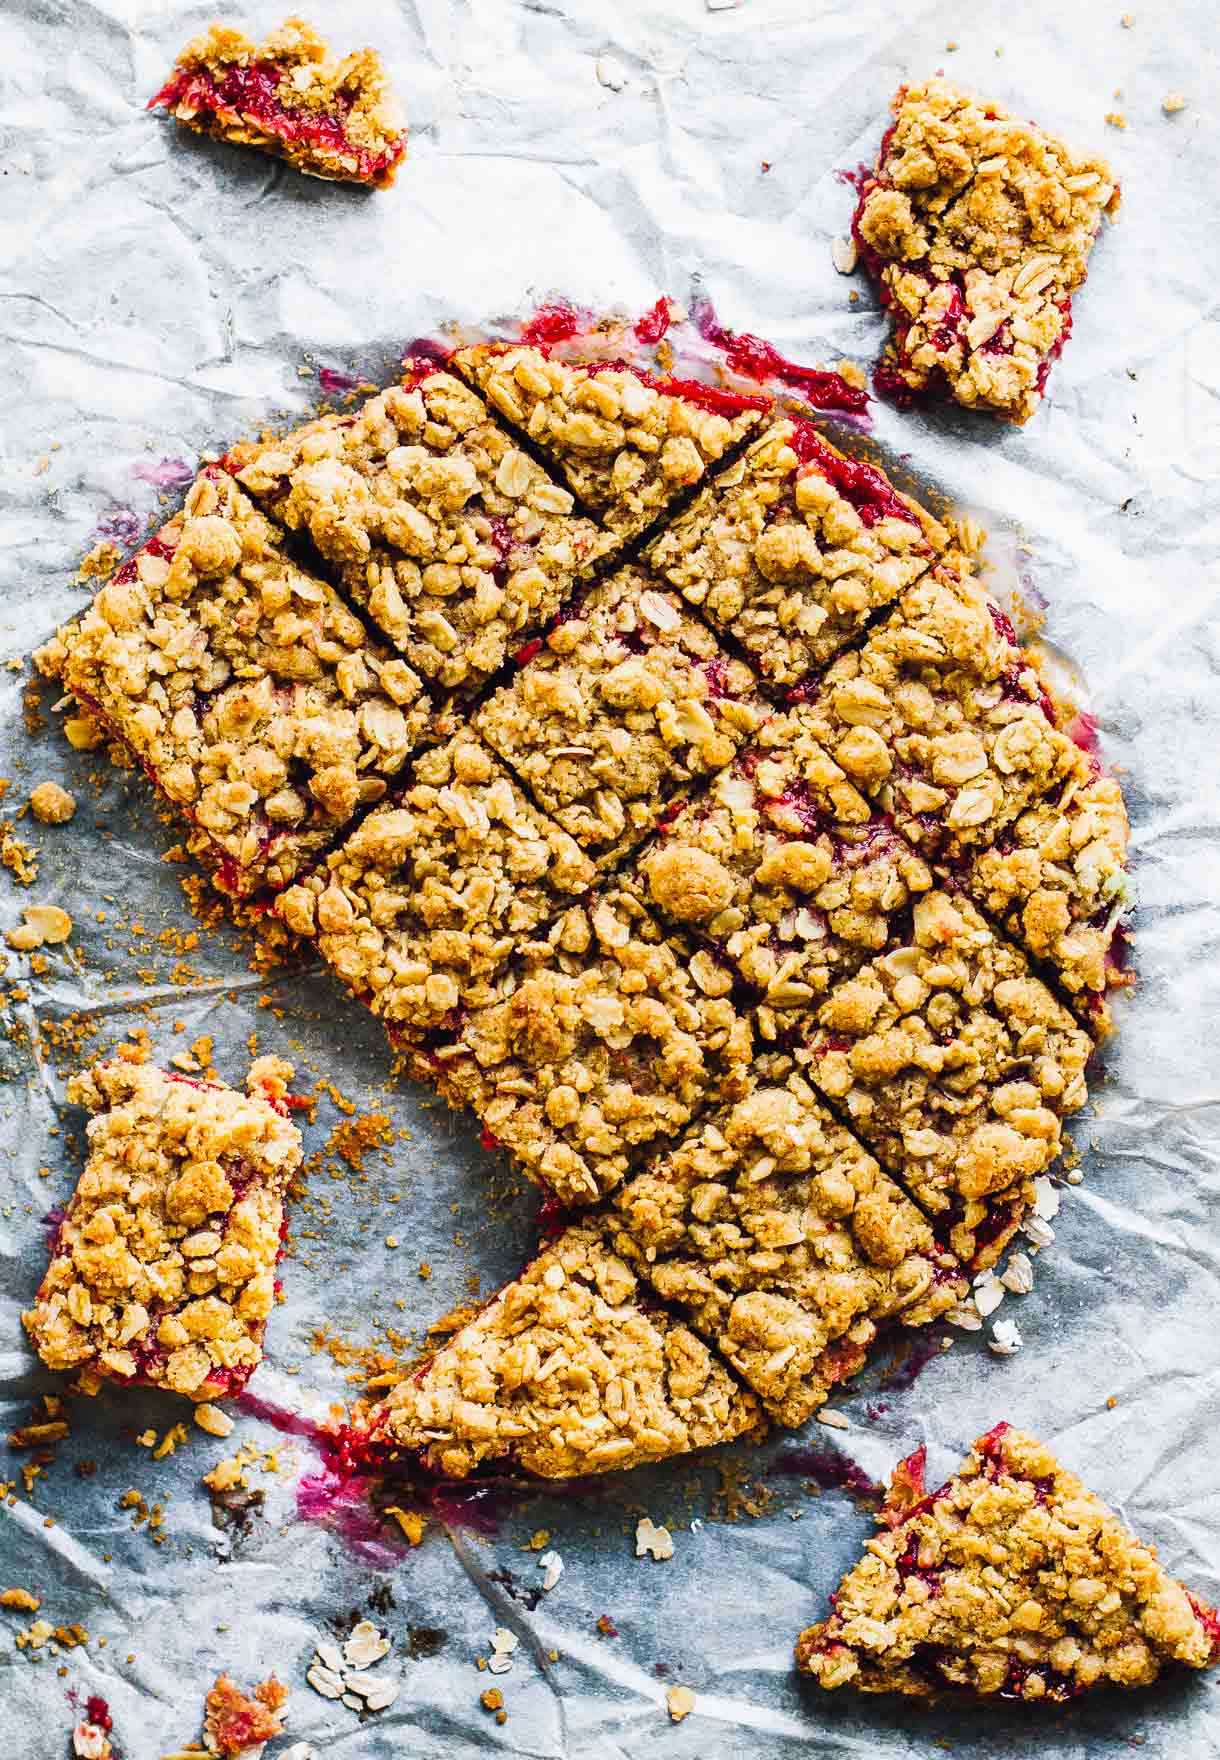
left=1106, top=111, right=1127, bottom=128
left=666, top=1684, right=696, bottom=1722
left=1162, top=92, right=1186, bottom=114
left=28, top=781, right=76, bottom=825
left=1, top=1587, right=41, bottom=1611
left=6, top=904, right=72, bottom=950
left=194, top=1404, right=234, bottom=1439
left=635, top=1517, right=675, bottom=1561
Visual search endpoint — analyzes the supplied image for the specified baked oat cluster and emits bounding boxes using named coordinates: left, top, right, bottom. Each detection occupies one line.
left=39, top=318, right=1132, bottom=1481
left=34, top=466, right=430, bottom=895
left=150, top=16, right=407, bottom=187
left=853, top=77, right=1119, bottom=423
left=24, top=1057, right=302, bottom=1399
left=796, top=1424, right=1220, bottom=1700
left=371, top=1220, right=765, bottom=1479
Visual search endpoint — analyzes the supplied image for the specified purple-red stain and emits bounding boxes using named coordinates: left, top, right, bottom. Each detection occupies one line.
left=318, top=367, right=356, bottom=395
left=785, top=420, right=919, bottom=529
left=514, top=637, right=543, bottom=667
left=768, top=1443, right=882, bottom=1498
left=634, top=297, right=673, bottom=344
left=97, top=508, right=145, bottom=551
left=689, top=296, right=869, bottom=413
left=149, top=62, right=405, bottom=184
left=882, top=1330, right=948, bottom=1394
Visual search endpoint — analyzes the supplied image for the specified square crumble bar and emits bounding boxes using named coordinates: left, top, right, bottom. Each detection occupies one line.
left=149, top=17, right=407, bottom=188
left=23, top=1058, right=302, bottom=1399
left=474, top=563, right=766, bottom=869
left=35, top=468, right=431, bottom=896
left=790, top=564, right=1088, bottom=860
left=369, top=1219, right=765, bottom=1480
left=854, top=76, right=1119, bottom=423
left=645, top=415, right=947, bottom=685
left=451, top=343, right=768, bottom=542
left=276, top=733, right=595, bottom=1038
left=799, top=888, right=1092, bottom=1270
left=629, top=707, right=935, bottom=1032
left=608, top=1072, right=965, bottom=1427
left=231, top=367, right=616, bottom=696
left=413, top=886, right=756, bottom=1206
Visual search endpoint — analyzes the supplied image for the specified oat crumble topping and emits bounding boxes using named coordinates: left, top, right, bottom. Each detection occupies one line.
left=799, top=889, right=1093, bottom=1268
left=791, top=564, right=1088, bottom=858
left=277, top=733, right=595, bottom=1036
left=372, top=1220, right=764, bottom=1478
left=630, top=711, right=934, bottom=1030
left=645, top=417, right=946, bottom=684
left=232, top=368, right=614, bottom=695
left=854, top=77, right=1119, bottom=423
left=35, top=468, right=430, bottom=895
left=796, top=1423, right=1220, bottom=1698
left=150, top=17, right=407, bottom=188
left=475, top=564, right=765, bottom=867
left=452, top=343, right=766, bottom=541
left=415, top=886, right=755, bottom=1204
left=23, top=1058, right=301, bottom=1399
left=608, top=1073, right=965, bottom=1425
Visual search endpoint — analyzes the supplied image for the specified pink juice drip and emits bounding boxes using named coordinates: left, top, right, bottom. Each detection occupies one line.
left=131, top=457, right=195, bottom=490
left=318, top=367, right=356, bottom=395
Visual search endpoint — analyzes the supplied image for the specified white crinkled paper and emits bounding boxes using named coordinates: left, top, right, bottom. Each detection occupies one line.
left=2, top=0, right=1219, bottom=1754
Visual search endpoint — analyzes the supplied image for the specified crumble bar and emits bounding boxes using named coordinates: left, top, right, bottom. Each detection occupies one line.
left=232, top=366, right=614, bottom=694
left=452, top=343, right=767, bottom=541
left=474, top=564, right=765, bottom=868
left=149, top=16, right=407, bottom=188
left=23, top=1058, right=302, bottom=1399
left=607, top=1074, right=965, bottom=1426
left=792, top=566, right=1086, bottom=859
left=853, top=77, right=1119, bottom=423
left=370, top=1219, right=765, bottom=1478
left=414, top=886, right=755, bottom=1205
left=35, top=468, right=430, bottom=896
left=630, top=711, right=934, bottom=1031
left=276, top=734, right=595, bottom=1037
left=645, top=416, right=946, bottom=685
left=962, top=768, right=1131, bottom=1033
left=796, top=1422, right=1220, bottom=1699
left=800, top=888, right=1092, bottom=1268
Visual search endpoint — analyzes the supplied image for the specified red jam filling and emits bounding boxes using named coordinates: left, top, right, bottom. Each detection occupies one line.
left=519, top=300, right=588, bottom=345
left=150, top=61, right=404, bottom=184
left=785, top=420, right=920, bottom=529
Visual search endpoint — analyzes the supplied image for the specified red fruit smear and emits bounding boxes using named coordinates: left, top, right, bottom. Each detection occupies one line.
left=987, top=602, right=1019, bottom=647
left=519, top=301, right=588, bottom=345
left=479, top=1125, right=500, bottom=1152
left=1071, top=710, right=1102, bottom=756
left=1187, top=1593, right=1220, bottom=1660
left=785, top=420, right=919, bottom=528
left=85, top=1697, right=113, bottom=1732
left=768, top=1444, right=882, bottom=1499
left=514, top=637, right=543, bottom=666
left=318, top=366, right=356, bottom=395
left=535, top=1189, right=573, bottom=1242
left=149, top=63, right=404, bottom=185
left=690, top=296, right=869, bottom=414
left=634, top=297, right=673, bottom=344
left=112, top=531, right=177, bottom=587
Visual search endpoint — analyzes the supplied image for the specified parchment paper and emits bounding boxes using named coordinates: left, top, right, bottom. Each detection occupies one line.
left=3, top=1, right=1219, bottom=1755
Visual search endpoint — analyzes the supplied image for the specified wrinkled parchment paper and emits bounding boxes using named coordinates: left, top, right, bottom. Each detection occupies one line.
left=3, top=0, right=1220, bottom=1754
